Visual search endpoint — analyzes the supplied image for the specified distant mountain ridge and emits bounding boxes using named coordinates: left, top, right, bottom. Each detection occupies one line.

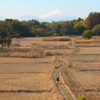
left=16, top=15, right=39, bottom=21
left=0, top=9, right=81, bottom=22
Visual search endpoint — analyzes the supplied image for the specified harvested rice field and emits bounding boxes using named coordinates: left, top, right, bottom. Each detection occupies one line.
left=0, top=57, right=62, bottom=100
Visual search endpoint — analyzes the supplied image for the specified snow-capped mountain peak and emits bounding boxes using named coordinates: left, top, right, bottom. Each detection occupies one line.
left=39, top=9, right=67, bottom=18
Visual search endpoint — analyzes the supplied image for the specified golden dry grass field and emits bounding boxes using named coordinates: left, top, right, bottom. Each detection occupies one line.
left=0, top=57, right=55, bottom=100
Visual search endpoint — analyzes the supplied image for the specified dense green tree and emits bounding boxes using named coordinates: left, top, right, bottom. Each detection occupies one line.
left=0, top=27, right=7, bottom=47
left=44, top=22, right=58, bottom=36
left=34, top=28, right=48, bottom=37
left=40, top=22, right=49, bottom=28
left=82, top=30, right=93, bottom=39
left=74, top=23, right=86, bottom=35
left=5, top=19, right=21, bottom=37
left=55, top=23, right=62, bottom=36
left=0, top=19, right=22, bottom=47
left=26, top=19, right=40, bottom=29
left=60, top=23, right=74, bottom=36
left=20, top=21, right=33, bottom=37
left=92, top=24, right=100, bottom=35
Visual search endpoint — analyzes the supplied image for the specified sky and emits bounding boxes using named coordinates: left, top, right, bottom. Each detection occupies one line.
left=0, top=0, right=100, bottom=19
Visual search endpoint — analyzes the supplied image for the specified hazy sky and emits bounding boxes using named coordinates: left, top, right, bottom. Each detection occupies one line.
left=0, top=0, right=100, bottom=18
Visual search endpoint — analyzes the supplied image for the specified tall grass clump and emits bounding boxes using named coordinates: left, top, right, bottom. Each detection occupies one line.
left=0, top=47, right=10, bottom=52
left=44, top=51, right=61, bottom=56
left=0, top=46, right=44, bottom=58
left=74, top=39, right=100, bottom=43
left=42, top=37, right=71, bottom=41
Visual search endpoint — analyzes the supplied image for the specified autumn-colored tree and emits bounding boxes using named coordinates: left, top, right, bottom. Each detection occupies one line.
left=86, top=12, right=100, bottom=29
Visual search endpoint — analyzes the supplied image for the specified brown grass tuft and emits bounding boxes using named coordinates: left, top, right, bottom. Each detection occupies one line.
left=74, top=39, right=100, bottom=43
left=42, top=37, right=71, bottom=41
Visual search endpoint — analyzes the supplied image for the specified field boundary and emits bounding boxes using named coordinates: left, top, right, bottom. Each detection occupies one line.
left=0, top=89, right=49, bottom=93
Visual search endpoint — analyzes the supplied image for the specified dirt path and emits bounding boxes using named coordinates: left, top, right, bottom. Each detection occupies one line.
left=55, top=53, right=78, bottom=100
left=59, top=71, right=77, bottom=100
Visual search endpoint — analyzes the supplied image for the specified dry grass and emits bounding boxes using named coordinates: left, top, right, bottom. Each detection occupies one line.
left=0, top=57, right=64, bottom=100
left=42, top=37, right=71, bottom=41
left=66, top=54, right=100, bottom=62
left=0, top=93, right=53, bottom=100
left=79, top=47, right=100, bottom=54
left=74, top=39, right=100, bottom=43
left=0, top=37, right=72, bottom=58
left=12, top=37, right=42, bottom=46
left=0, top=52, right=40, bottom=58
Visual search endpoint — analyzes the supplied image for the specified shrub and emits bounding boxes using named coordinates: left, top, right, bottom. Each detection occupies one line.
left=57, top=37, right=71, bottom=41
left=44, top=51, right=53, bottom=56
left=78, top=96, right=86, bottom=100
left=54, top=66, right=57, bottom=69
left=44, top=51, right=61, bottom=56
left=82, top=30, right=93, bottom=39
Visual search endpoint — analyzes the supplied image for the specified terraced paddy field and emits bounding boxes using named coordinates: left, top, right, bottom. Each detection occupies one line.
left=0, top=57, right=63, bottom=100
left=61, top=45, right=100, bottom=100
left=66, top=54, right=100, bottom=62
left=79, top=47, right=100, bottom=54
left=61, top=62, right=100, bottom=100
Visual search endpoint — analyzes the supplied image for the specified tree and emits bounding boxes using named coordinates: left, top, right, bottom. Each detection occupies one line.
left=74, top=23, right=86, bottom=35
left=86, top=12, right=100, bottom=29
left=0, top=27, right=7, bottom=47
left=0, top=19, right=21, bottom=47
left=20, top=21, right=33, bottom=37
left=44, top=22, right=58, bottom=36
left=26, top=19, right=40, bottom=29
left=60, top=23, right=74, bottom=36
left=82, top=30, right=93, bottom=39
left=33, top=28, right=48, bottom=37
left=92, top=24, right=100, bottom=35
left=40, top=22, right=48, bottom=28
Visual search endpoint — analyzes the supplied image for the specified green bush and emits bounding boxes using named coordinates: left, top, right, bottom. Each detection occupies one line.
left=82, top=30, right=92, bottom=39
left=78, top=96, right=86, bottom=100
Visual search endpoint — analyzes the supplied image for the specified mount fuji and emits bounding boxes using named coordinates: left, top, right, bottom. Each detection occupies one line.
left=39, top=9, right=78, bottom=22
left=39, top=9, right=67, bottom=18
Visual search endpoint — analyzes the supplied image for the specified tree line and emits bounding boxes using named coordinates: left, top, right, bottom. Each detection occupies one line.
left=0, top=12, right=100, bottom=47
